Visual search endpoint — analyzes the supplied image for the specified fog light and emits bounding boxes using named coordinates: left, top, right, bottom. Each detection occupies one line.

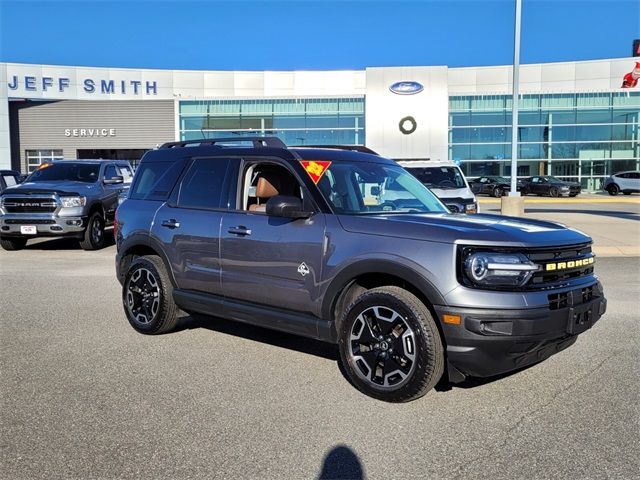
left=51, top=226, right=63, bottom=231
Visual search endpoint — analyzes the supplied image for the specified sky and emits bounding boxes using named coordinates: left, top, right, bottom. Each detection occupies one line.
left=0, top=0, right=638, bottom=71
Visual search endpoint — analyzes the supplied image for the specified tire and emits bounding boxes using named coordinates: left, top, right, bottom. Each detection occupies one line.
left=549, top=187, right=559, bottom=198
left=520, top=187, right=529, bottom=196
left=80, top=212, right=105, bottom=250
left=122, top=255, right=179, bottom=335
left=491, top=187, right=502, bottom=198
left=0, top=236, right=27, bottom=251
left=607, top=184, right=619, bottom=196
left=338, top=286, right=444, bottom=403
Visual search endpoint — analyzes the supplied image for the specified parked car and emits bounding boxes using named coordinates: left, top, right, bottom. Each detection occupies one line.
left=0, top=169, right=23, bottom=193
left=115, top=137, right=606, bottom=403
left=468, top=176, right=519, bottom=197
left=394, top=160, right=478, bottom=213
left=520, top=176, right=581, bottom=197
left=603, top=171, right=640, bottom=196
left=0, top=159, right=133, bottom=251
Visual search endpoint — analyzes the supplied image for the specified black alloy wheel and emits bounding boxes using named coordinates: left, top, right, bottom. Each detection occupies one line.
left=339, top=286, right=444, bottom=402
left=123, top=256, right=179, bottom=334
left=607, top=184, right=619, bottom=196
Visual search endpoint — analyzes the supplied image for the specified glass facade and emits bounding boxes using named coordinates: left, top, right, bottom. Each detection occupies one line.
left=448, top=92, right=640, bottom=189
left=179, top=98, right=365, bottom=146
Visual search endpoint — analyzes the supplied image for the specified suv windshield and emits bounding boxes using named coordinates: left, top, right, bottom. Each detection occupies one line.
left=405, top=166, right=466, bottom=189
left=316, top=161, right=447, bottom=215
left=27, top=163, right=100, bottom=183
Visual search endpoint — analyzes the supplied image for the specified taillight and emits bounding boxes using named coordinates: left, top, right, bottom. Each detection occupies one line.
left=113, top=209, right=118, bottom=239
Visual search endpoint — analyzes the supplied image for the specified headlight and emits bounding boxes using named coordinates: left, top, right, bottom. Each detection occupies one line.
left=60, top=196, right=86, bottom=208
left=465, top=203, right=477, bottom=214
left=464, top=252, right=539, bottom=287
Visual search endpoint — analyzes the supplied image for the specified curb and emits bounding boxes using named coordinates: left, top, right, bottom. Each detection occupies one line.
left=592, top=246, right=640, bottom=258
left=478, top=198, right=640, bottom=204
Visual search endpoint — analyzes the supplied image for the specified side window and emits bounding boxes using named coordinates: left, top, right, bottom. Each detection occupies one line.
left=117, top=165, right=134, bottom=184
left=241, top=162, right=302, bottom=212
left=129, top=160, right=186, bottom=201
left=177, top=158, right=230, bottom=210
left=532, top=177, right=540, bottom=183
left=631, top=173, right=640, bottom=179
left=104, top=165, right=118, bottom=179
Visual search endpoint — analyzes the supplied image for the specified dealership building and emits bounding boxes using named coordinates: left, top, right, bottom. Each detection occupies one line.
left=1, top=57, right=638, bottom=190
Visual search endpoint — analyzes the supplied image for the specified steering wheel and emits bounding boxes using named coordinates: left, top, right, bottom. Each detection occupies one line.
left=378, top=201, right=397, bottom=211
left=438, top=180, right=456, bottom=188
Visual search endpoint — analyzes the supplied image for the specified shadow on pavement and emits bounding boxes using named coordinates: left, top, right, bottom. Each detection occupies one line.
left=23, top=230, right=115, bottom=250
left=176, top=313, right=338, bottom=361
left=318, top=445, right=364, bottom=480
left=176, top=312, right=539, bottom=395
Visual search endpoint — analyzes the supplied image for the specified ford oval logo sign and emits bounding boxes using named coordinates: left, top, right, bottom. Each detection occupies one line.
left=389, top=81, right=424, bottom=95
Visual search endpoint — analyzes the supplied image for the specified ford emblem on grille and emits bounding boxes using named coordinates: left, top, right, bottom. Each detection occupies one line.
left=389, top=81, right=424, bottom=95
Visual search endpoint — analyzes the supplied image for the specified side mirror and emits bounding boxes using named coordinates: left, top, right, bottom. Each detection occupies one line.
left=104, top=175, right=124, bottom=185
left=370, top=186, right=381, bottom=196
left=265, top=195, right=312, bottom=219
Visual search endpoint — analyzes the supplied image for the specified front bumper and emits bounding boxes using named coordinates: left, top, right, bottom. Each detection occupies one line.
left=0, top=214, right=86, bottom=237
left=435, top=282, right=606, bottom=380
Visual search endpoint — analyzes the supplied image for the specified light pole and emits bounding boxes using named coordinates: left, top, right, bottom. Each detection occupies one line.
left=502, top=0, right=524, bottom=215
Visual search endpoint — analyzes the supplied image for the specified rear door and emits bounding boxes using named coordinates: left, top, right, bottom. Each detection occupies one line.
left=219, top=158, right=326, bottom=316
left=151, top=157, right=232, bottom=296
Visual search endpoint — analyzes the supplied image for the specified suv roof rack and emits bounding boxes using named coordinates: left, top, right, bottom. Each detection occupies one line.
left=294, top=145, right=379, bottom=155
left=160, top=136, right=287, bottom=149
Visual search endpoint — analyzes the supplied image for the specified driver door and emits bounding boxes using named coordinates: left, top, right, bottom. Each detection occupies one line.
left=220, top=159, right=326, bottom=316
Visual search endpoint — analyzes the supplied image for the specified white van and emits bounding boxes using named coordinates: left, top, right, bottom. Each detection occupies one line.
left=393, top=160, right=478, bottom=214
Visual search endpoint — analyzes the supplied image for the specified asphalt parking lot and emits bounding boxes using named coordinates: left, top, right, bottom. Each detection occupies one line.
left=1, top=204, right=639, bottom=479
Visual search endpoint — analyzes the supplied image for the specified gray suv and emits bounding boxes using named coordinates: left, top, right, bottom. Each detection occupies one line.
left=0, top=160, right=133, bottom=251
left=115, top=138, right=607, bottom=402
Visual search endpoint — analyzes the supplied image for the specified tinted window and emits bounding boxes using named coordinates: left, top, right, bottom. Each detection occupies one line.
left=117, top=165, right=133, bottom=183
left=406, top=166, right=466, bottom=189
left=177, top=158, right=230, bottom=209
left=2, top=174, right=18, bottom=187
left=130, top=160, right=186, bottom=201
left=104, top=165, right=118, bottom=179
left=27, top=163, right=99, bottom=183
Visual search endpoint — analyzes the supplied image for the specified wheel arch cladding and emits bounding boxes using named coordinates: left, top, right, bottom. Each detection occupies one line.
left=323, top=260, right=446, bottom=333
left=118, top=236, right=177, bottom=287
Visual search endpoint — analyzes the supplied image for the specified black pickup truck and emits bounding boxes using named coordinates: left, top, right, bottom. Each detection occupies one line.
left=0, top=160, right=133, bottom=251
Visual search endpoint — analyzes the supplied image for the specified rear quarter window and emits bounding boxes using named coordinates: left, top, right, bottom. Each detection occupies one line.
left=129, top=159, right=187, bottom=201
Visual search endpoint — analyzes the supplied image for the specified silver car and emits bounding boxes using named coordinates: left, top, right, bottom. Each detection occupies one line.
left=603, top=171, right=640, bottom=196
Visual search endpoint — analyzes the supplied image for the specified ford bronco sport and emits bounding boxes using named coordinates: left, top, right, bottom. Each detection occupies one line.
left=0, top=160, right=133, bottom=251
left=115, top=137, right=606, bottom=402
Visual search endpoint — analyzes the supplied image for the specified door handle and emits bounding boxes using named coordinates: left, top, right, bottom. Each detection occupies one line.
left=161, top=219, right=180, bottom=229
left=228, top=226, right=252, bottom=236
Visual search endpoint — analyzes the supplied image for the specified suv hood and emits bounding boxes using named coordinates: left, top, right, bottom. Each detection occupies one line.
left=5, top=180, right=98, bottom=196
left=337, top=213, right=590, bottom=247
left=428, top=186, right=475, bottom=200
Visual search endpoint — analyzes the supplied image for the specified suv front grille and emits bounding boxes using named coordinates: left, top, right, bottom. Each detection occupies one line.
left=528, top=243, right=594, bottom=289
left=4, top=219, right=56, bottom=225
left=2, top=197, right=58, bottom=213
left=548, top=285, right=597, bottom=311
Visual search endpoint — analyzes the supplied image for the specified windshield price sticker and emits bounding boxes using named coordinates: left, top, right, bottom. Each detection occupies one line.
left=300, top=160, right=331, bottom=184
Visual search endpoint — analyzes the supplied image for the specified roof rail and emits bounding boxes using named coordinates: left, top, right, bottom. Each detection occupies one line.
left=159, top=136, right=287, bottom=149
left=295, top=145, right=379, bottom=155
